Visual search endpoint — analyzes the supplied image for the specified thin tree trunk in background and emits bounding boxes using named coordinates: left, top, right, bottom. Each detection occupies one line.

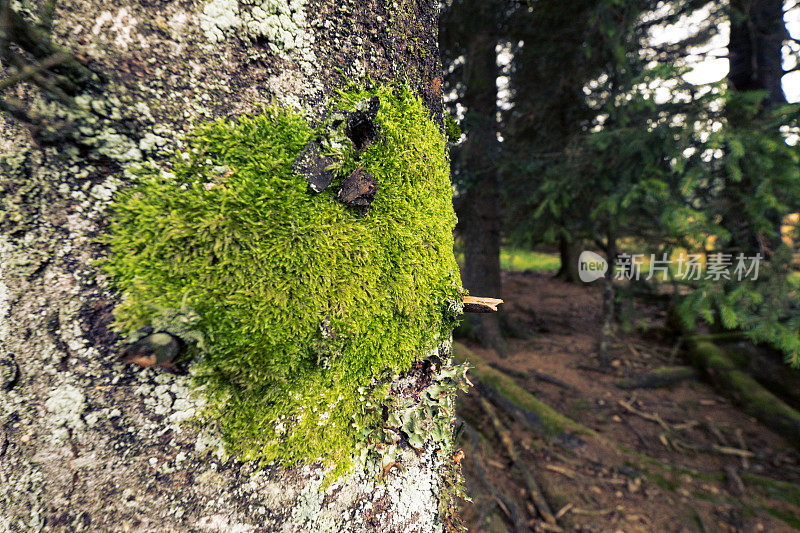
left=457, top=27, right=507, bottom=357
left=0, top=0, right=451, bottom=530
left=556, top=236, right=582, bottom=283
left=728, top=0, right=787, bottom=107
left=727, top=0, right=787, bottom=254
left=598, top=229, right=617, bottom=368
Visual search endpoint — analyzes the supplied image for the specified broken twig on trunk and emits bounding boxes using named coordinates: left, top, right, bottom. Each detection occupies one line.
left=462, top=295, right=503, bottom=313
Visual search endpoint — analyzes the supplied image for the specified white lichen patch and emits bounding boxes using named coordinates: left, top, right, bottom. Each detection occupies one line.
left=197, top=514, right=256, bottom=532
left=262, top=446, right=443, bottom=533
left=89, top=179, right=120, bottom=203
left=0, top=236, right=11, bottom=344
left=44, top=384, right=86, bottom=440
left=93, top=130, right=143, bottom=163
left=267, top=69, right=311, bottom=111
left=200, top=0, right=313, bottom=58
left=386, top=448, right=441, bottom=531
left=200, top=0, right=241, bottom=43
left=139, top=131, right=169, bottom=152
left=90, top=8, right=140, bottom=49
left=242, top=0, right=311, bottom=53
left=131, top=371, right=207, bottom=434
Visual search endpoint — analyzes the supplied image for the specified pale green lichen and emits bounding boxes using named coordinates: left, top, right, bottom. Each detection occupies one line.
left=44, top=384, right=86, bottom=441
left=0, top=238, right=10, bottom=345
left=200, top=0, right=313, bottom=57
left=103, top=84, right=462, bottom=475
left=199, top=0, right=240, bottom=43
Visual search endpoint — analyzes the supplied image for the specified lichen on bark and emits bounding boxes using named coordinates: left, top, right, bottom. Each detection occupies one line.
left=0, top=0, right=456, bottom=530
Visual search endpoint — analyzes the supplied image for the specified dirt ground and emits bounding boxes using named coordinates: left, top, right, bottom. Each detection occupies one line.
left=456, top=271, right=800, bottom=532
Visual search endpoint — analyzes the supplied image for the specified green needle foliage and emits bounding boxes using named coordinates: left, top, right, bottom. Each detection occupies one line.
left=500, top=0, right=800, bottom=366
left=102, top=84, right=462, bottom=474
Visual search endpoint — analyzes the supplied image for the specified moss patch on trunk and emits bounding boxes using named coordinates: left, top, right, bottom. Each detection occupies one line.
left=102, top=84, right=461, bottom=474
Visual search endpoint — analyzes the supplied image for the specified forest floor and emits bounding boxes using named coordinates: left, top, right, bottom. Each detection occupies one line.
left=455, top=270, right=800, bottom=532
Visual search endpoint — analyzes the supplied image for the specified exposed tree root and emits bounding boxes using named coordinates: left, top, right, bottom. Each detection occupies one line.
left=453, top=341, right=800, bottom=521
left=721, top=341, right=800, bottom=410
left=453, top=342, right=592, bottom=437
left=614, top=366, right=697, bottom=389
left=683, top=338, right=800, bottom=448
left=490, top=362, right=576, bottom=391
left=460, top=421, right=527, bottom=532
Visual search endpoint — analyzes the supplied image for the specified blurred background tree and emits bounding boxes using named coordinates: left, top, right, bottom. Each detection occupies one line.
left=443, top=0, right=800, bottom=368
left=441, top=0, right=515, bottom=356
left=444, top=1, right=800, bottom=529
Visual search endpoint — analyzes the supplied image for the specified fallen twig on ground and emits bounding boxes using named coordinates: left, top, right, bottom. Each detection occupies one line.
left=544, top=464, right=577, bottom=480
left=479, top=396, right=557, bottom=525
left=618, top=399, right=671, bottom=432
left=725, top=465, right=746, bottom=497
left=711, top=445, right=755, bottom=458
left=460, top=421, right=527, bottom=532
left=571, top=505, right=623, bottom=516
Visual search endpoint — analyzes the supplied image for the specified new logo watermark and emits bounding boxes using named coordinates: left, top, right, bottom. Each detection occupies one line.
left=577, top=251, right=762, bottom=282
left=578, top=251, right=608, bottom=282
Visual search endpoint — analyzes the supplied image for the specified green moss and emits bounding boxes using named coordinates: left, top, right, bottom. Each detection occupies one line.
left=648, top=472, right=679, bottom=491
left=444, top=113, right=461, bottom=144
left=689, top=340, right=800, bottom=446
left=103, top=84, right=462, bottom=473
left=742, top=472, right=800, bottom=505
left=764, top=506, right=800, bottom=529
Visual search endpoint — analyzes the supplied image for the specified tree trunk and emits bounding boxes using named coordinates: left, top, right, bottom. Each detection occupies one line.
left=726, top=0, right=787, bottom=254
left=598, top=230, right=616, bottom=368
left=728, top=0, right=787, bottom=107
left=454, top=16, right=506, bottom=357
left=0, top=1, right=455, bottom=531
left=556, top=236, right=582, bottom=284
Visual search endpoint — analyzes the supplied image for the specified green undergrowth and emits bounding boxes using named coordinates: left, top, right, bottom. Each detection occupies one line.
left=763, top=506, right=800, bottom=529
left=103, top=83, right=462, bottom=475
left=499, top=248, right=560, bottom=273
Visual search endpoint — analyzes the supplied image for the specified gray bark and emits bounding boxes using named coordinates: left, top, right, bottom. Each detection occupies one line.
left=0, top=0, right=451, bottom=531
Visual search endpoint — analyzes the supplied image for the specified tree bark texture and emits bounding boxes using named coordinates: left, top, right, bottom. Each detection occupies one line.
left=0, top=1, right=452, bottom=531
